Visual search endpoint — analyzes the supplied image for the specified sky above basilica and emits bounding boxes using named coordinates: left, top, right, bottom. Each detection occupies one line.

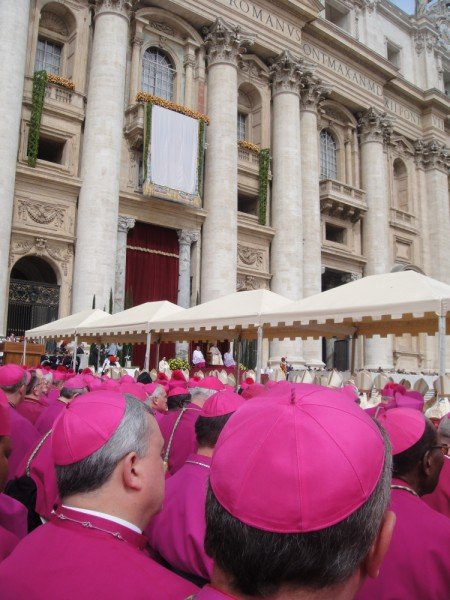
left=390, top=0, right=415, bottom=14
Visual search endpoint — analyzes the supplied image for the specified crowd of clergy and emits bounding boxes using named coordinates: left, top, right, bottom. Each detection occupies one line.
left=0, top=359, right=448, bottom=599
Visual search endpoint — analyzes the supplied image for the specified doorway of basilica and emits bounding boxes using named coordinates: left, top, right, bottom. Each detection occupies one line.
left=7, top=256, right=60, bottom=336
left=321, top=268, right=353, bottom=371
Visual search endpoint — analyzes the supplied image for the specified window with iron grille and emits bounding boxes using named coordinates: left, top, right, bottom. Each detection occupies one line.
left=35, top=38, right=62, bottom=74
left=320, top=129, right=337, bottom=180
left=237, top=112, right=247, bottom=141
left=142, top=48, right=175, bottom=100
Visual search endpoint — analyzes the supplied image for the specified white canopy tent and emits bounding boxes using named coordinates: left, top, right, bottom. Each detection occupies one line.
left=262, top=271, right=450, bottom=376
left=24, top=308, right=110, bottom=368
left=150, top=290, right=294, bottom=380
left=76, top=301, right=184, bottom=370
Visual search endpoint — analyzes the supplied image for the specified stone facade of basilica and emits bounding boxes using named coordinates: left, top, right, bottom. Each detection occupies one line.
left=0, top=0, right=448, bottom=370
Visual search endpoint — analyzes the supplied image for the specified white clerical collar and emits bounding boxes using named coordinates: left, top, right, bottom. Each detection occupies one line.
left=62, top=505, right=142, bottom=534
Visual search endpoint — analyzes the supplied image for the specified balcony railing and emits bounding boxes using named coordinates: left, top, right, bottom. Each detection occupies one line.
left=320, top=179, right=367, bottom=222
left=390, top=208, right=417, bottom=230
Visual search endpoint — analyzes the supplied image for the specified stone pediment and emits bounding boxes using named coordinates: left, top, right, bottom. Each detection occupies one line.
left=390, top=135, right=415, bottom=156
left=240, top=54, right=270, bottom=79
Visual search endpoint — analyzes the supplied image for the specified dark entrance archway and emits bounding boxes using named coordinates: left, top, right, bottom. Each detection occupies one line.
left=7, top=256, right=60, bottom=336
left=321, top=268, right=352, bottom=371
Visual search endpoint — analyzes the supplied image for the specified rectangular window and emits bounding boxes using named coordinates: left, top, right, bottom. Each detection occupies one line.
left=35, top=39, right=62, bottom=74
left=237, top=113, right=247, bottom=141
left=325, top=223, right=346, bottom=244
left=37, top=136, right=65, bottom=164
left=238, top=194, right=258, bottom=216
left=325, top=1, right=350, bottom=32
left=386, top=40, right=401, bottom=69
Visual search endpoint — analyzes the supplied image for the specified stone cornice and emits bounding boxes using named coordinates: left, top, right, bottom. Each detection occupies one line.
left=357, top=107, right=394, bottom=144
left=270, top=49, right=314, bottom=96
left=203, top=17, right=254, bottom=68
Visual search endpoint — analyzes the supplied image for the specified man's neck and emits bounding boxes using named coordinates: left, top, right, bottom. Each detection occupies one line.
left=197, top=446, right=214, bottom=458
left=210, top=567, right=359, bottom=600
left=6, top=392, right=22, bottom=407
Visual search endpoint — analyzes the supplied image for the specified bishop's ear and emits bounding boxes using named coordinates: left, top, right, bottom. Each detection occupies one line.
left=363, top=510, right=396, bottom=580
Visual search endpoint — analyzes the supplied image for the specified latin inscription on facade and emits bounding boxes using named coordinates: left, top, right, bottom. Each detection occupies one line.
left=301, top=42, right=384, bottom=97
left=217, top=0, right=302, bottom=41
left=384, top=95, right=421, bottom=126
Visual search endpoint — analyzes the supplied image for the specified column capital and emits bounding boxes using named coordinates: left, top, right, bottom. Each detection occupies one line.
left=270, top=50, right=314, bottom=97
left=203, top=17, right=254, bottom=68
left=177, top=229, right=200, bottom=246
left=300, top=74, right=332, bottom=112
left=92, top=0, right=136, bottom=20
left=414, top=138, right=449, bottom=172
left=357, top=107, right=393, bottom=145
left=118, top=215, right=136, bottom=233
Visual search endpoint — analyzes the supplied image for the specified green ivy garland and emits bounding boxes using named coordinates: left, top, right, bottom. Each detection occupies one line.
left=258, top=148, right=270, bottom=225
left=143, top=102, right=153, bottom=181
left=197, top=119, right=205, bottom=197
left=27, top=70, right=47, bottom=167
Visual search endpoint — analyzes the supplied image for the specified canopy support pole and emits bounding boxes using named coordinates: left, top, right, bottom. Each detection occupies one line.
left=350, top=333, right=357, bottom=374
left=256, top=326, right=263, bottom=383
left=72, top=335, right=78, bottom=371
left=438, top=314, right=446, bottom=377
left=22, top=337, right=27, bottom=366
left=155, top=338, right=161, bottom=372
left=235, top=335, right=242, bottom=391
left=144, top=331, right=152, bottom=372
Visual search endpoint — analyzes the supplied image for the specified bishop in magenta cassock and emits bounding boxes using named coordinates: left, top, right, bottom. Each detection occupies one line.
left=0, top=390, right=198, bottom=599
left=159, top=377, right=225, bottom=474
left=0, top=365, right=40, bottom=481
left=34, top=374, right=87, bottom=436
left=147, top=390, right=245, bottom=582
left=356, top=407, right=450, bottom=600
left=0, top=389, right=19, bottom=562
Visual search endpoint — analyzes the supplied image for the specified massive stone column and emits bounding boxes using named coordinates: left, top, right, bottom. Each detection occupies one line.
left=416, top=139, right=450, bottom=283
left=358, top=107, right=394, bottom=370
left=300, top=75, right=330, bottom=366
left=201, top=18, right=253, bottom=302
left=269, top=51, right=306, bottom=368
left=0, top=0, right=30, bottom=335
left=72, top=0, right=132, bottom=313
left=114, top=216, right=135, bottom=313
left=176, top=229, right=199, bottom=359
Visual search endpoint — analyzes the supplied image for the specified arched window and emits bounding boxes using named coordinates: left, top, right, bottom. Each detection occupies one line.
left=393, top=158, right=409, bottom=212
left=320, top=129, right=337, bottom=180
left=34, top=5, right=76, bottom=78
left=142, top=48, right=175, bottom=100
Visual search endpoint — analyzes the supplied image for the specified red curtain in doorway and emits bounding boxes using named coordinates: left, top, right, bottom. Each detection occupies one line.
left=125, top=222, right=179, bottom=369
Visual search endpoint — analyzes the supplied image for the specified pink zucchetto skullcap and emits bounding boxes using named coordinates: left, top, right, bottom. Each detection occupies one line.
left=241, top=383, right=266, bottom=400
left=52, top=371, right=65, bottom=382
left=376, top=407, right=425, bottom=455
left=194, top=376, right=225, bottom=392
left=0, top=390, right=11, bottom=436
left=119, top=382, right=147, bottom=402
left=0, top=364, right=26, bottom=388
left=201, top=390, right=245, bottom=418
left=168, top=386, right=189, bottom=398
left=62, top=375, right=87, bottom=391
left=240, top=377, right=255, bottom=390
left=188, top=376, right=202, bottom=388
left=157, top=372, right=169, bottom=382
left=395, top=392, right=424, bottom=412
left=52, top=391, right=126, bottom=466
left=210, top=382, right=386, bottom=533
left=120, top=374, right=135, bottom=384
left=171, top=369, right=186, bottom=381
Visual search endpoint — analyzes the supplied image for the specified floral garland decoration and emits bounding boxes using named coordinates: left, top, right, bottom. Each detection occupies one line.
left=136, top=92, right=210, bottom=124
left=238, top=139, right=260, bottom=154
left=143, top=102, right=152, bottom=181
left=197, top=119, right=205, bottom=197
left=46, top=73, right=75, bottom=90
left=258, top=148, right=270, bottom=226
left=27, top=71, right=47, bottom=168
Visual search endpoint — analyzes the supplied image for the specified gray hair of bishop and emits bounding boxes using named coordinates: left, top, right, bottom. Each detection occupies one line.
left=56, top=394, right=152, bottom=499
left=438, top=416, right=450, bottom=441
left=204, top=422, right=393, bottom=596
left=148, top=384, right=166, bottom=399
left=189, top=387, right=217, bottom=400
